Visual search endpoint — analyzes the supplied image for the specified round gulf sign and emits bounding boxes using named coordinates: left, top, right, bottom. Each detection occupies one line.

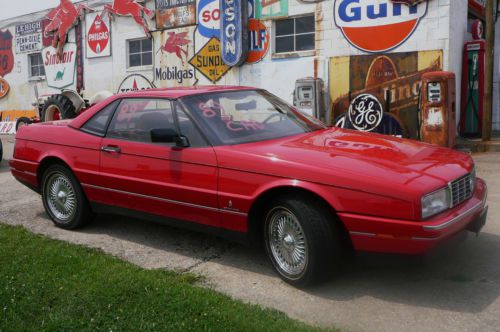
left=198, top=0, right=220, bottom=38
left=0, top=77, right=9, bottom=99
left=246, top=19, right=269, bottom=64
left=334, top=0, right=428, bottom=53
left=348, top=94, right=383, bottom=132
left=87, top=14, right=109, bottom=54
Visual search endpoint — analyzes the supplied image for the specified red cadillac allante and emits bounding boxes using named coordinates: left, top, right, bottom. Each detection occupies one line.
left=10, top=87, right=488, bottom=286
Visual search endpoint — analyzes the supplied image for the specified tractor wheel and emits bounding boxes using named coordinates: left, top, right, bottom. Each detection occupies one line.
left=42, top=95, right=77, bottom=121
left=16, top=117, right=31, bottom=131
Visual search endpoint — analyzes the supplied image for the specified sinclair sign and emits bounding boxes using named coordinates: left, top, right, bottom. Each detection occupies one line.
left=42, top=44, right=77, bottom=89
left=334, top=0, right=428, bottom=53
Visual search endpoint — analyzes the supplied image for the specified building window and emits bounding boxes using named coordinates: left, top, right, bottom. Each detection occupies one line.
left=127, top=38, right=153, bottom=68
left=29, top=53, right=45, bottom=77
left=275, top=15, right=315, bottom=54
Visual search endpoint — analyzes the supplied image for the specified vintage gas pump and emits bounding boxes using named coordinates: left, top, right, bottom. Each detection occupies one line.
left=419, top=71, right=457, bottom=148
left=460, top=34, right=485, bottom=136
left=293, top=78, right=325, bottom=120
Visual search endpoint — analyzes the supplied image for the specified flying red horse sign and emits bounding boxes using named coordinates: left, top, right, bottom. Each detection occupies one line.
left=103, top=0, right=155, bottom=37
left=44, top=0, right=93, bottom=57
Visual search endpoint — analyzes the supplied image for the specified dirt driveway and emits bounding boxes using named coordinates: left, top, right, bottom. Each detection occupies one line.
left=1, top=134, right=499, bottom=332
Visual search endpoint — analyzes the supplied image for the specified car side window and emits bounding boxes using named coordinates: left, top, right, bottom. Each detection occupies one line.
left=81, top=100, right=119, bottom=136
left=107, top=99, right=174, bottom=143
left=175, top=105, right=207, bottom=147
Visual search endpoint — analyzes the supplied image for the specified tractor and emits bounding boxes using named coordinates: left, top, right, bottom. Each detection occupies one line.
left=15, top=89, right=112, bottom=131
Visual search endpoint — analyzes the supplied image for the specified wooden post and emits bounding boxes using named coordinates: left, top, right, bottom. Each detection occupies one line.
left=483, top=0, right=494, bottom=141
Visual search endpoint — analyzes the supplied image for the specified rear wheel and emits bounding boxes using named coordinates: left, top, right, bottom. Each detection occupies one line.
left=41, top=164, right=93, bottom=229
left=264, top=195, right=344, bottom=287
left=42, top=95, right=77, bottom=121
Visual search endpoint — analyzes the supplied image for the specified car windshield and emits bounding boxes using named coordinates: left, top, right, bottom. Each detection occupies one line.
left=180, top=90, right=326, bottom=145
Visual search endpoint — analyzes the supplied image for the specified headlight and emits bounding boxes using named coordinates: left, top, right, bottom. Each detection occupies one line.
left=421, top=187, right=450, bottom=219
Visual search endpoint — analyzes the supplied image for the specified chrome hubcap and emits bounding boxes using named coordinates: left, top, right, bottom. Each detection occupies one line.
left=268, top=207, right=307, bottom=277
left=45, top=173, right=76, bottom=222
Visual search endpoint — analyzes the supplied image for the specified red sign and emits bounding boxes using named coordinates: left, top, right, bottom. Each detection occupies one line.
left=334, top=0, right=428, bottom=53
left=87, top=14, right=110, bottom=55
left=0, top=30, right=14, bottom=77
left=103, top=0, right=154, bottom=37
left=44, top=0, right=92, bottom=57
left=246, top=19, right=269, bottom=64
left=468, top=0, right=486, bottom=17
left=471, top=19, right=484, bottom=40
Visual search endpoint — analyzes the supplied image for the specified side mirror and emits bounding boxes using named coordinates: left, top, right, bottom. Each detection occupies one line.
left=150, top=128, right=190, bottom=147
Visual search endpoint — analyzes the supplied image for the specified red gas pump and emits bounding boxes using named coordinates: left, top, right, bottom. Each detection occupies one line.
left=460, top=28, right=485, bottom=136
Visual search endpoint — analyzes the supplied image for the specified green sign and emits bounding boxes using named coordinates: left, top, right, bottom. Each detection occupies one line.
left=256, top=0, right=288, bottom=19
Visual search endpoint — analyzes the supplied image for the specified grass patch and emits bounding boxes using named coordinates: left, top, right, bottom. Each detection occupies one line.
left=0, top=224, right=333, bottom=331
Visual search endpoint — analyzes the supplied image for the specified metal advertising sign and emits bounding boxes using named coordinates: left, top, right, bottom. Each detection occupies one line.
left=220, top=0, right=248, bottom=66
left=468, top=0, right=486, bottom=17
left=256, top=0, right=288, bottom=19
left=86, top=13, right=111, bottom=58
left=0, top=77, right=10, bottom=99
left=155, top=28, right=196, bottom=86
left=189, top=37, right=230, bottom=83
left=198, top=0, right=220, bottom=38
left=246, top=19, right=269, bottom=64
left=347, top=94, right=384, bottom=131
left=44, top=0, right=92, bottom=57
left=334, top=0, right=428, bottom=53
left=117, top=73, right=155, bottom=93
left=15, top=22, right=43, bottom=54
left=155, top=0, right=196, bottom=30
left=42, top=43, right=77, bottom=89
left=0, top=30, right=14, bottom=77
left=103, top=0, right=155, bottom=37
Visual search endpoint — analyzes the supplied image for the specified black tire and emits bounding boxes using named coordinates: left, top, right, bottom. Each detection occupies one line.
left=264, top=194, right=345, bottom=287
left=41, top=164, right=93, bottom=229
left=16, top=117, right=31, bottom=131
left=42, top=94, right=77, bottom=121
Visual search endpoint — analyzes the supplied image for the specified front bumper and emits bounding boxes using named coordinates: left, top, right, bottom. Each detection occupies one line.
left=339, top=178, right=488, bottom=255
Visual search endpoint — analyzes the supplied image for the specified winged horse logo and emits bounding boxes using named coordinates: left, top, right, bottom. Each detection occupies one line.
left=157, top=32, right=190, bottom=65
left=103, top=0, right=155, bottom=37
left=44, top=0, right=93, bottom=58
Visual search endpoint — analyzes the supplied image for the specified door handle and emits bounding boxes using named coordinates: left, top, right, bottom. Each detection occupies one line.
left=101, top=145, right=121, bottom=153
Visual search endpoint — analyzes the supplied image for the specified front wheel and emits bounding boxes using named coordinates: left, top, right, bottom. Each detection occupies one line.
left=264, top=195, right=344, bottom=287
left=41, top=164, right=93, bottom=229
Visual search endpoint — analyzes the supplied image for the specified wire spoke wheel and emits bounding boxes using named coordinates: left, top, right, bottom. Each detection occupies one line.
left=268, top=207, right=308, bottom=278
left=44, top=172, right=77, bottom=223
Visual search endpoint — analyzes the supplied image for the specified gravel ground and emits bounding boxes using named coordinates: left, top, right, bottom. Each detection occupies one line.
left=1, top=134, right=499, bottom=332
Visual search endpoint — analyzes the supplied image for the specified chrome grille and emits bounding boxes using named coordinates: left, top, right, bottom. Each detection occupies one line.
left=450, top=173, right=473, bottom=207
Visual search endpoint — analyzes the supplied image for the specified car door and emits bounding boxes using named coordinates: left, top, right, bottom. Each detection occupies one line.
left=98, top=98, right=220, bottom=228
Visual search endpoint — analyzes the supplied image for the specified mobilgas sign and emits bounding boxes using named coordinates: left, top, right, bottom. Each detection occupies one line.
left=334, top=0, right=428, bottom=53
left=220, top=0, right=248, bottom=66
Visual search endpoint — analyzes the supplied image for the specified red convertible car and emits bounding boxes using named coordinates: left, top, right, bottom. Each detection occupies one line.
left=10, top=87, right=488, bottom=286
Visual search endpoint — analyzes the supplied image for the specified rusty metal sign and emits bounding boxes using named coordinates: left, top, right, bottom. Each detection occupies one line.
left=0, top=30, right=14, bottom=77
left=155, top=0, right=196, bottom=29
left=0, top=77, right=10, bottom=99
left=390, top=0, right=427, bottom=5
left=188, top=38, right=230, bottom=83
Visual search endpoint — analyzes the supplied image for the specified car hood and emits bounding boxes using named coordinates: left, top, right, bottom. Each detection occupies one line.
left=214, top=128, right=473, bottom=199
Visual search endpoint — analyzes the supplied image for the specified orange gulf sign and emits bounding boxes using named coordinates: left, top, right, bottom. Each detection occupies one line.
left=246, top=19, right=269, bottom=64
left=334, top=0, right=428, bottom=53
left=0, top=77, right=9, bottom=99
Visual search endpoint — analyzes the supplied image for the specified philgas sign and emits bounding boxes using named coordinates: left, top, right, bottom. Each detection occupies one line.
left=334, top=0, right=428, bottom=53
left=42, top=44, right=77, bottom=89
left=0, top=77, right=9, bottom=99
left=246, top=19, right=269, bottom=64
left=0, top=30, right=14, bottom=77
left=198, top=0, right=220, bottom=38
left=86, top=13, right=111, bottom=58
left=220, top=0, right=248, bottom=66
